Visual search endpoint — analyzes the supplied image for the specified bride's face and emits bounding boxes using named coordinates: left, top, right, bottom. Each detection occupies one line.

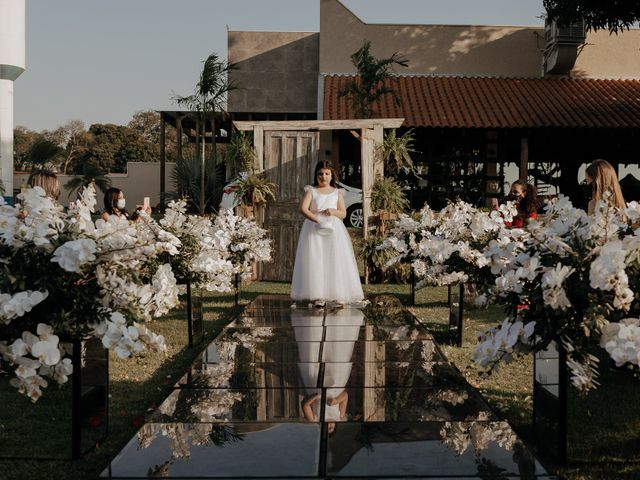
left=317, top=168, right=332, bottom=187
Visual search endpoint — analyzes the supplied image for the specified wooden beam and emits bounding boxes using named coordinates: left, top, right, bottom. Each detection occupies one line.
left=176, top=115, right=183, bottom=162
left=373, top=123, right=384, bottom=178
left=160, top=112, right=166, bottom=210
left=520, top=136, right=529, bottom=182
left=361, top=128, right=376, bottom=242
left=349, top=130, right=361, bottom=140
left=233, top=118, right=404, bottom=131
left=254, top=126, right=264, bottom=172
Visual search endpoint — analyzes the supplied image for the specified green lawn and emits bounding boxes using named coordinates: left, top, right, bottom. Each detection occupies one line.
left=0, top=281, right=638, bottom=479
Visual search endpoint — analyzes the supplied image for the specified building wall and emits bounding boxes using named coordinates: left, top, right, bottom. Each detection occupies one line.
left=319, top=0, right=640, bottom=79
left=14, top=162, right=175, bottom=210
left=574, top=29, right=640, bottom=79
left=319, top=0, right=544, bottom=77
left=228, top=31, right=319, bottom=113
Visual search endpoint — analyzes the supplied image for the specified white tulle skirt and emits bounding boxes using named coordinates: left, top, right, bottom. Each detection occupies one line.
left=291, top=216, right=364, bottom=303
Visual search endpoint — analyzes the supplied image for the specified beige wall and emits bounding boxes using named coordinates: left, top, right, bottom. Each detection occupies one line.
left=574, top=29, right=640, bottom=78
left=14, top=162, right=175, bottom=210
left=320, top=0, right=544, bottom=77
left=320, top=0, right=640, bottom=79
left=228, top=31, right=319, bottom=113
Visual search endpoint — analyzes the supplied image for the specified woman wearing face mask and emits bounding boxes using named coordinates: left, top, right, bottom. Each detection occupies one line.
left=505, top=180, right=540, bottom=228
left=102, top=187, right=128, bottom=221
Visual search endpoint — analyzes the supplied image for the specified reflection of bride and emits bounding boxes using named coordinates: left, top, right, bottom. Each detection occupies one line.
left=293, top=308, right=364, bottom=432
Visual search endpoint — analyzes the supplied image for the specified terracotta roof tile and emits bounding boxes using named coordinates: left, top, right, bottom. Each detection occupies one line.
left=323, top=75, right=640, bottom=128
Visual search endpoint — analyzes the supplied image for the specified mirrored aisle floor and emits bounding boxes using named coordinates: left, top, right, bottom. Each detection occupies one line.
left=102, top=295, right=555, bottom=479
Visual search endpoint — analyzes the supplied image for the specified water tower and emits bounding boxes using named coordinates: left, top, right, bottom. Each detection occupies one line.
left=0, top=0, right=26, bottom=202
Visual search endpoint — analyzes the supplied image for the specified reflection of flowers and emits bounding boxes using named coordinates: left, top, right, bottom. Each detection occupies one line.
left=190, top=390, right=244, bottom=422
left=137, top=423, right=244, bottom=461
left=440, top=419, right=517, bottom=456
left=228, top=327, right=274, bottom=353
left=433, top=389, right=469, bottom=406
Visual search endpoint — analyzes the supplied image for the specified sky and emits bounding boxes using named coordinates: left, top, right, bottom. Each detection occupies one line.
left=15, top=0, right=545, bottom=131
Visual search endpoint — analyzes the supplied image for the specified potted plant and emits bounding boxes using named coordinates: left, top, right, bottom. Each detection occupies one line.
left=371, top=177, right=409, bottom=236
left=234, top=173, right=276, bottom=219
left=224, top=131, right=257, bottom=177
left=378, top=128, right=419, bottom=175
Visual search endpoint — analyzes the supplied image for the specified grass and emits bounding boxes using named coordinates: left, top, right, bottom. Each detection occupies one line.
left=1, top=281, right=638, bottom=479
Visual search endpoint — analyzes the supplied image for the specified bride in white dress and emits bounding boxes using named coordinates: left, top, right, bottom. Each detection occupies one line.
left=290, top=161, right=364, bottom=306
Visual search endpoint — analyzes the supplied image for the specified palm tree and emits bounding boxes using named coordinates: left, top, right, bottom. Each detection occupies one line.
left=169, top=154, right=225, bottom=213
left=64, top=164, right=111, bottom=199
left=173, top=54, right=238, bottom=214
left=339, top=40, right=409, bottom=119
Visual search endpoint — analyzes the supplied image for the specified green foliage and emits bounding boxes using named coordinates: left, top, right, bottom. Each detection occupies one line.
left=0, top=179, right=4, bottom=196
left=224, top=131, right=257, bottom=175
left=173, top=54, right=238, bottom=115
left=235, top=174, right=277, bottom=207
left=170, top=154, right=225, bottom=214
left=379, top=128, right=419, bottom=175
left=27, top=139, right=64, bottom=170
left=64, top=164, right=111, bottom=199
left=357, top=234, right=410, bottom=284
left=339, top=40, right=409, bottom=119
left=371, top=177, right=409, bottom=214
left=13, top=126, right=41, bottom=170
left=543, top=0, right=640, bottom=33
left=79, top=123, right=156, bottom=174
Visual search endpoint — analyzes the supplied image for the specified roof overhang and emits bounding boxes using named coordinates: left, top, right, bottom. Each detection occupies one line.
left=323, top=74, right=640, bottom=129
left=233, top=118, right=404, bottom=131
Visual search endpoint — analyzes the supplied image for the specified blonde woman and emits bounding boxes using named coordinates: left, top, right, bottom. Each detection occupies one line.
left=584, top=159, right=625, bottom=215
left=27, top=170, right=60, bottom=201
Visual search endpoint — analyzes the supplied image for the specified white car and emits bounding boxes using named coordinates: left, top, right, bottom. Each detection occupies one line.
left=220, top=178, right=363, bottom=228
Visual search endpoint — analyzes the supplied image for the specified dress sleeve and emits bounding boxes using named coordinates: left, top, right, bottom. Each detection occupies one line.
left=303, top=185, right=313, bottom=193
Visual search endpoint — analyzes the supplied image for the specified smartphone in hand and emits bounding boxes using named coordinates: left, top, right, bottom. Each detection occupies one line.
left=143, top=197, right=150, bottom=210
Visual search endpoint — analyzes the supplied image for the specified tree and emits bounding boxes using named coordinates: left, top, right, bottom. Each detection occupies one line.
left=544, top=0, right=640, bottom=33
left=64, top=163, right=111, bottom=199
left=172, top=53, right=238, bottom=214
left=27, top=139, right=64, bottom=171
left=43, top=120, right=91, bottom=174
left=339, top=40, right=409, bottom=119
left=128, top=110, right=181, bottom=163
left=13, top=126, right=41, bottom=170
left=78, top=123, right=156, bottom=174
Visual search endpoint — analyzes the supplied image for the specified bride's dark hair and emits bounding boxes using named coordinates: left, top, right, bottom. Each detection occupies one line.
left=313, top=161, right=339, bottom=187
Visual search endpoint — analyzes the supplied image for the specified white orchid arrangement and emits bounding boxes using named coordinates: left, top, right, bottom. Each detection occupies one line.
left=0, top=185, right=181, bottom=401
left=379, top=200, right=518, bottom=288
left=211, top=209, right=272, bottom=280
left=159, top=200, right=236, bottom=292
left=473, top=195, right=640, bottom=392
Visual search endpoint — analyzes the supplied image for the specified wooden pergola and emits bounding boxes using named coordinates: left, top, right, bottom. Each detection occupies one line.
left=233, top=118, right=404, bottom=238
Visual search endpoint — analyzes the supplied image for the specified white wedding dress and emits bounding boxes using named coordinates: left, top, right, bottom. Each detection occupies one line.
left=291, top=187, right=364, bottom=303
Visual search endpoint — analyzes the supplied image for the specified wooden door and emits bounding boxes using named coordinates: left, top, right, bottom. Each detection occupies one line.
left=260, top=131, right=319, bottom=281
